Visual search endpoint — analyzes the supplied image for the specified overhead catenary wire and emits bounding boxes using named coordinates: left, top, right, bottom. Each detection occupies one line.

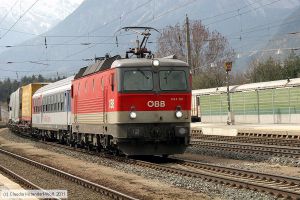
left=0, top=0, right=40, bottom=40
left=0, top=0, right=19, bottom=26
left=58, top=1, right=155, bottom=60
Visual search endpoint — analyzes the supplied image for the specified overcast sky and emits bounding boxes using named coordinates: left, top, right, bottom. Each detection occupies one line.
left=0, top=0, right=85, bottom=32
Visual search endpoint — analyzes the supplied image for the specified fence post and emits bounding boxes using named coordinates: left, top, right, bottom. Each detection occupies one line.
left=243, top=92, right=245, bottom=122
left=288, top=88, right=291, bottom=123
left=256, top=90, right=260, bottom=123
left=272, top=89, right=275, bottom=123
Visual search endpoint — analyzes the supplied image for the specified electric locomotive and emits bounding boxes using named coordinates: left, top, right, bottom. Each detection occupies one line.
left=70, top=27, right=191, bottom=155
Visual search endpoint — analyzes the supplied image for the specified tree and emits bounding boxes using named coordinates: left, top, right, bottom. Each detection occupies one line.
left=156, top=20, right=235, bottom=89
left=0, top=74, right=64, bottom=103
left=247, top=53, right=300, bottom=83
left=284, top=51, right=300, bottom=79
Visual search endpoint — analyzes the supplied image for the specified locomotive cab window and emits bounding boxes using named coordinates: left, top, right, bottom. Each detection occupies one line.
left=159, top=70, right=187, bottom=91
left=123, top=70, right=153, bottom=91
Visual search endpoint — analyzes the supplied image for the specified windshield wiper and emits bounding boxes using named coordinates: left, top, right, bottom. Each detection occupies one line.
left=137, top=69, right=149, bottom=79
left=163, top=71, right=173, bottom=83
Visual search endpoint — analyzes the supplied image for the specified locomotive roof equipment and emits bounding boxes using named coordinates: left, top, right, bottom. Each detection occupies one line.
left=116, top=26, right=160, bottom=59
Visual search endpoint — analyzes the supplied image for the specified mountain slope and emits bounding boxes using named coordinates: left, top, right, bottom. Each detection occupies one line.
left=0, top=0, right=299, bottom=78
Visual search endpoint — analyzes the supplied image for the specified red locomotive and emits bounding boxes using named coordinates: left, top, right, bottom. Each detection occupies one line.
left=9, top=27, right=191, bottom=156
left=70, top=27, right=191, bottom=155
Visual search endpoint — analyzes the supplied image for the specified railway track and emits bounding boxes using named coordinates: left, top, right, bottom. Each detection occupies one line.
left=170, top=157, right=300, bottom=199
left=190, top=139, right=300, bottom=158
left=130, top=156, right=300, bottom=199
left=0, top=164, right=60, bottom=200
left=37, top=140, right=300, bottom=199
left=191, top=134, right=300, bottom=147
left=0, top=148, right=138, bottom=200
left=6, top=130, right=300, bottom=199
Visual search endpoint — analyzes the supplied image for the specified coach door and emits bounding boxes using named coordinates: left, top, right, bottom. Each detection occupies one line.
left=65, top=90, right=71, bottom=127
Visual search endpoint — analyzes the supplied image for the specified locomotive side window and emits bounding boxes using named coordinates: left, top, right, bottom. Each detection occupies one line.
left=159, top=70, right=187, bottom=91
left=101, top=77, right=104, bottom=90
left=85, top=81, right=87, bottom=93
left=92, top=79, right=95, bottom=92
left=110, top=74, right=114, bottom=91
left=123, top=70, right=153, bottom=91
left=78, top=83, right=80, bottom=96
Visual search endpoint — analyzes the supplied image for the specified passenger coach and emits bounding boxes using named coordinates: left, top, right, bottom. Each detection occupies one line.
left=32, top=76, right=73, bottom=141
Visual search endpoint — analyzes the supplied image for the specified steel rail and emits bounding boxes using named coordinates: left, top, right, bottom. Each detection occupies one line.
left=38, top=139, right=300, bottom=199
left=0, top=148, right=139, bottom=200
left=8, top=130, right=300, bottom=199
left=0, top=164, right=60, bottom=200
left=191, top=134, right=300, bottom=147
left=190, top=139, right=300, bottom=158
left=173, top=157, right=300, bottom=188
left=130, top=157, right=300, bottom=200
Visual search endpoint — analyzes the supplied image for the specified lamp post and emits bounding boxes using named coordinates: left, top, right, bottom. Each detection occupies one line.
left=225, top=61, right=232, bottom=125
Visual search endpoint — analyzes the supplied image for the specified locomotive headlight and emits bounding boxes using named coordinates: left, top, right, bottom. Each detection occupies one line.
left=178, top=127, right=187, bottom=135
left=129, top=111, right=137, bottom=119
left=175, top=110, right=183, bottom=118
left=152, top=59, right=160, bottom=67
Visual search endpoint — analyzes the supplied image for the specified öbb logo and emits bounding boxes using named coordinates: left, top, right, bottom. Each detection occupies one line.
left=147, top=101, right=165, bottom=108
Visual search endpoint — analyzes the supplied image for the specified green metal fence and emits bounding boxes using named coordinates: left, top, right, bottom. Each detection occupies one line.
left=198, top=87, right=300, bottom=123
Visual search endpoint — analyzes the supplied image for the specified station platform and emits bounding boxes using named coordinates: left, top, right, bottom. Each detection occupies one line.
left=191, top=123, right=300, bottom=138
left=0, top=173, right=38, bottom=200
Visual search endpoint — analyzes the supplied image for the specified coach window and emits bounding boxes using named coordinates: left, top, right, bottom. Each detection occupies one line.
left=44, top=97, right=46, bottom=112
left=44, top=97, right=47, bottom=112
left=48, top=96, right=51, bottom=112
left=47, top=96, right=50, bottom=112
left=54, top=94, right=57, bottom=112
left=42, top=99, right=45, bottom=112
left=56, top=94, right=58, bottom=111
left=56, top=95, right=58, bottom=112
left=53, top=95, right=56, bottom=111
left=57, top=94, right=60, bottom=111
left=52, top=95, right=54, bottom=112
left=49, top=96, right=52, bottom=112
left=44, top=98, right=46, bottom=112
left=38, top=100, right=40, bottom=113
left=50, top=96, right=53, bottom=112
left=61, top=93, right=64, bottom=112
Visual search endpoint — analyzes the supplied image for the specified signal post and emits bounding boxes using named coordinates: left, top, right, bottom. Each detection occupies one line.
left=225, top=61, right=233, bottom=125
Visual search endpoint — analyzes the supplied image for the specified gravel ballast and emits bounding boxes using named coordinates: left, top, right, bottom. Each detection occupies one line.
left=0, top=129, right=278, bottom=200
left=0, top=151, right=111, bottom=200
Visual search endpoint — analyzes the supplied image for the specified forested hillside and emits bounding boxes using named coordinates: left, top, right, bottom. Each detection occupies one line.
left=0, top=75, right=64, bottom=103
